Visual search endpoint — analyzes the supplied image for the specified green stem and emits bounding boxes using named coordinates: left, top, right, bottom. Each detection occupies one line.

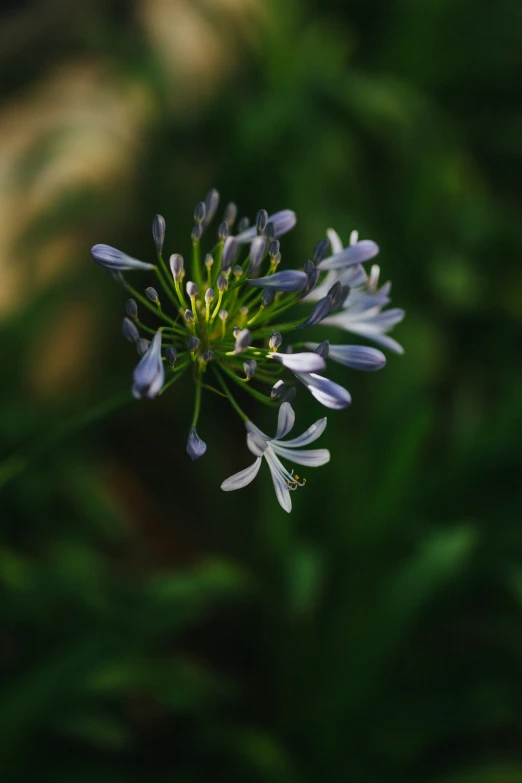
left=213, top=368, right=249, bottom=421
left=191, top=370, right=203, bottom=427
left=124, top=282, right=180, bottom=329
left=192, top=241, right=203, bottom=288
left=155, top=262, right=181, bottom=310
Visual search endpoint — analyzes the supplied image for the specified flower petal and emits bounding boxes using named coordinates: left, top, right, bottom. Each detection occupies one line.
left=306, top=343, right=387, bottom=371
left=295, top=372, right=352, bottom=410
left=318, top=240, right=379, bottom=271
left=247, top=431, right=269, bottom=457
left=274, top=402, right=295, bottom=440
left=327, top=228, right=343, bottom=255
left=221, top=457, right=262, bottom=491
left=280, top=417, right=327, bottom=447
left=248, top=270, right=308, bottom=292
left=265, top=451, right=292, bottom=513
left=132, top=330, right=165, bottom=399
left=271, top=445, right=330, bottom=467
left=270, top=351, right=326, bottom=373
left=187, top=427, right=207, bottom=460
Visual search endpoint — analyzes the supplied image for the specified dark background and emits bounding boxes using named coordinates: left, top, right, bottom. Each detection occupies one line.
left=1, top=1, right=522, bottom=781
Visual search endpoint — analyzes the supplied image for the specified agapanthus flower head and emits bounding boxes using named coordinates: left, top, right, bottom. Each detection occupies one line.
left=91, top=188, right=404, bottom=510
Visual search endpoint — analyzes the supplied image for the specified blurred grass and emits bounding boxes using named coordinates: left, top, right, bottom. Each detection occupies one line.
left=1, top=0, right=522, bottom=781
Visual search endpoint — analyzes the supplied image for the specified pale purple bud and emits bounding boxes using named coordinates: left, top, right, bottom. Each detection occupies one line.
left=223, top=201, right=237, bottom=227
left=170, top=253, right=184, bottom=282
left=203, top=188, right=220, bottom=228
left=136, top=338, right=150, bottom=356
left=271, top=380, right=285, bottom=399
left=217, top=273, right=228, bottom=292
left=243, top=359, right=257, bottom=378
left=233, top=328, right=252, bottom=354
left=193, top=201, right=206, bottom=224
left=188, top=336, right=201, bottom=353
left=91, top=244, right=155, bottom=272
left=270, top=352, right=326, bottom=373
left=269, top=332, right=282, bottom=351
left=132, top=330, right=164, bottom=399
left=122, top=317, right=139, bottom=342
left=248, top=270, right=308, bottom=292
left=191, top=224, right=203, bottom=243
left=299, top=296, right=332, bottom=329
left=145, top=287, right=159, bottom=303
left=205, top=287, right=215, bottom=303
left=247, top=235, right=268, bottom=276
left=256, top=209, right=268, bottom=234
left=221, top=236, right=239, bottom=270
left=165, top=347, right=178, bottom=366
left=125, top=298, right=138, bottom=319
left=187, top=427, right=207, bottom=460
left=152, top=215, right=166, bottom=255
left=186, top=281, right=199, bottom=298
left=235, top=210, right=297, bottom=244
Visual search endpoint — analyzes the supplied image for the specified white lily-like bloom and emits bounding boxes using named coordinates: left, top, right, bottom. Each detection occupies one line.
left=221, top=402, right=329, bottom=512
left=305, top=228, right=405, bottom=354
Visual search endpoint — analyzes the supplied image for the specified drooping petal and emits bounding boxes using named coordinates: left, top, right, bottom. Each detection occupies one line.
left=236, top=210, right=297, bottom=244
left=132, top=330, right=164, bottom=399
left=295, top=372, right=352, bottom=410
left=280, top=417, right=327, bottom=448
left=265, top=451, right=292, bottom=513
left=91, top=244, right=155, bottom=272
left=305, top=343, right=387, bottom=371
left=318, top=240, right=379, bottom=271
left=221, top=458, right=262, bottom=491
left=248, top=270, right=308, bottom=292
left=274, top=402, right=295, bottom=440
left=271, top=445, right=330, bottom=467
left=270, top=351, right=326, bottom=373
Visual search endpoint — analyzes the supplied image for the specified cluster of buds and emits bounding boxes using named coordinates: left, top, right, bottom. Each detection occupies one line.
left=91, top=188, right=404, bottom=511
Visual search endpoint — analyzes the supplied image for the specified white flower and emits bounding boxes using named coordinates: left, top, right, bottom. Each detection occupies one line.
left=221, top=402, right=330, bottom=512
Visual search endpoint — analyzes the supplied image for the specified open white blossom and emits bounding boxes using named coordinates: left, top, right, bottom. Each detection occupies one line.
left=221, top=402, right=330, bottom=512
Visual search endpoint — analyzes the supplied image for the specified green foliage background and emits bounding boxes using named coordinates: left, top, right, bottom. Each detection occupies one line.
left=1, top=1, right=522, bottom=781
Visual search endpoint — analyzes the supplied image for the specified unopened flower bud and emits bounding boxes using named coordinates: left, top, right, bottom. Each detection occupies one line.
left=264, top=222, right=275, bottom=241
left=165, top=347, right=178, bottom=366
left=221, top=236, right=239, bottom=270
left=110, top=271, right=126, bottom=286
left=203, top=349, right=214, bottom=363
left=188, top=336, right=201, bottom=353
left=125, top=298, right=138, bottom=319
left=272, top=252, right=281, bottom=267
left=145, top=287, right=159, bottom=304
left=261, top=289, right=275, bottom=306
left=217, top=273, right=228, bottom=292
left=218, top=309, right=228, bottom=321
left=303, top=259, right=315, bottom=276
left=170, top=253, right=184, bottom=282
left=193, top=201, right=206, bottom=224
left=268, top=239, right=280, bottom=259
left=184, top=309, right=194, bottom=324
left=122, top=317, right=139, bottom=342
left=237, top=217, right=250, bottom=232
left=203, top=188, right=220, bottom=227
left=314, top=340, right=330, bottom=359
left=247, top=235, right=268, bottom=276
left=191, top=224, right=203, bottom=243
left=234, top=328, right=252, bottom=354
left=217, top=221, right=229, bottom=242
left=205, top=287, right=215, bottom=303
left=269, top=332, right=282, bottom=351
left=152, top=214, right=166, bottom=255
left=205, top=253, right=214, bottom=271
left=312, top=238, right=329, bottom=265
left=233, top=326, right=241, bottom=338
left=256, top=209, right=268, bottom=234
left=187, top=426, right=207, bottom=460
left=233, top=265, right=243, bottom=280
left=223, top=201, right=237, bottom=227
left=186, top=281, right=199, bottom=298
left=136, top=338, right=150, bottom=356
left=271, top=379, right=285, bottom=399
left=243, top=359, right=257, bottom=378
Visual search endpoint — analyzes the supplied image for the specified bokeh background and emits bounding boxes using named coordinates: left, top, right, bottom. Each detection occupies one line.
left=1, top=0, right=522, bottom=781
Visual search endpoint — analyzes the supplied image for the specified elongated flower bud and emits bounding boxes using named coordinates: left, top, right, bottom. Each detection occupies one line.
left=247, top=235, right=267, bottom=276
left=243, top=359, right=257, bottom=378
left=193, top=201, right=206, bottom=224
left=203, top=188, right=220, bottom=228
left=188, top=336, right=201, bottom=353
left=125, top=298, right=138, bottom=319
left=217, top=221, right=229, bottom=241
left=122, top=317, right=139, bottom=342
left=236, top=210, right=296, bottom=244
left=152, top=215, right=166, bottom=255
left=205, top=287, right=215, bottom=303
left=203, top=349, right=214, bottom=363
left=136, top=338, right=150, bottom=357
left=191, top=224, right=203, bottom=243
left=248, top=270, right=308, bottom=292
left=221, top=236, right=239, bottom=270
left=217, top=273, right=228, bottom=292
left=271, top=379, right=285, bottom=399
left=165, top=347, right=178, bottom=366
left=314, top=340, right=330, bottom=359
left=299, top=296, right=332, bottom=329
left=256, top=209, right=268, bottom=234
left=261, top=289, right=275, bottom=306
left=223, top=201, right=237, bottom=227
left=312, top=238, right=329, bottom=265
left=132, top=330, right=164, bottom=399
left=91, top=244, right=155, bottom=272
left=170, top=253, right=184, bottom=282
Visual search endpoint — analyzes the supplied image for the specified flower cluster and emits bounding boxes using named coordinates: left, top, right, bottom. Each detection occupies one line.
left=91, top=188, right=404, bottom=511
